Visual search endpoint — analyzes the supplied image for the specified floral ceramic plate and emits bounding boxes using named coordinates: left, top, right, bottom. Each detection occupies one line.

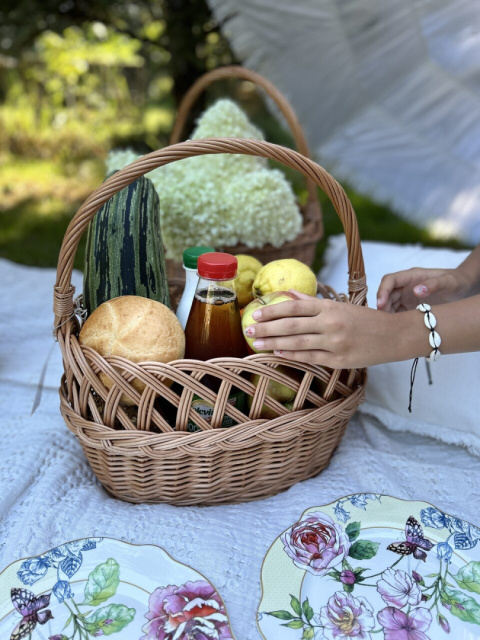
left=0, top=537, right=235, bottom=640
left=258, top=494, right=480, bottom=639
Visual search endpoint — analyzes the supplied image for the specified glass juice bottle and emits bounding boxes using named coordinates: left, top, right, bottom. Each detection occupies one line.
left=185, top=252, right=247, bottom=430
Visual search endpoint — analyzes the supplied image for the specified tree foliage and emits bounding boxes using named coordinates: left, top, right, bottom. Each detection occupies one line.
left=0, top=0, right=235, bottom=108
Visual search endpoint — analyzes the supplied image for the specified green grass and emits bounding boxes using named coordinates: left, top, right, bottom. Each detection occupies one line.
left=0, top=199, right=87, bottom=271
left=0, top=157, right=104, bottom=271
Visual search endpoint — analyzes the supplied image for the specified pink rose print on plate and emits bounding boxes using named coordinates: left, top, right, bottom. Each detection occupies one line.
left=340, top=570, right=356, bottom=585
left=377, top=568, right=422, bottom=608
left=281, top=511, right=351, bottom=576
left=377, top=606, right=432, bottom=640
left=140, top=579, right=232, bottom=640
left=316, top=591, right=375, bottom=639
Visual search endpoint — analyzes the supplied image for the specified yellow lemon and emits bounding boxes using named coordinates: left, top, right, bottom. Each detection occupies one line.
left=253, top=259, right=317, bottom=297
left=235, top=254, right=263, bottom=308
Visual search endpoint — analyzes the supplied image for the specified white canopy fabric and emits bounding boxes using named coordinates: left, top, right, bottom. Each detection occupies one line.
left=209, top=0, right=480, bottom=244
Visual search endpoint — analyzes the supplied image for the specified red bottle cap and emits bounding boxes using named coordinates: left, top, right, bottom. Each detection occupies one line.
left=197, top=252, right=238, bottom=279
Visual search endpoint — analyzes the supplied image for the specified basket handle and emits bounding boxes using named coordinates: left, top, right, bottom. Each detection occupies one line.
left=54, top=138, right=366, bottom=335
left=169, top=65, right=320, bottom=215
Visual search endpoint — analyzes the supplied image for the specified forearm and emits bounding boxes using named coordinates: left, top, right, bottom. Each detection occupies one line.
left=392, top=294, right=480, bottom=361
left=457, top=245, right=480, bottom=295
left=246, top=294, right=480, bottom=370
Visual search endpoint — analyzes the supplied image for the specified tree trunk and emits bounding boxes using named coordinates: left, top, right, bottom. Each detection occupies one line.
left=163, top=0, right=212, bottom=132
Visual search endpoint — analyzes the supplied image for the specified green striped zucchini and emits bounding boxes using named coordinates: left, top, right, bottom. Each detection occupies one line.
left=83, top=175, right=170, bottom=315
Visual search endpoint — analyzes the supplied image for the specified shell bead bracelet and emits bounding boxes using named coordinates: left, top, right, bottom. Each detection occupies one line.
left=417, top=302, right=442, bottom=362
left=408, top=303, right=442, bottom=412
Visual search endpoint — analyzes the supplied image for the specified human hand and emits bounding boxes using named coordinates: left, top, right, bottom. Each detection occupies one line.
left=243, top=290, right=412, bottom=369
left=376, top=266, right=475, bottom=312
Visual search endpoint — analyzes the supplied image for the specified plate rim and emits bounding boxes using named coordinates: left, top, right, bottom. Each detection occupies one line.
left=256, top=492, right=480, bottom=640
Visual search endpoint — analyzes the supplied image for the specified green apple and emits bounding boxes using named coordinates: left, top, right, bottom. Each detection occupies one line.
left=247, top=393, right=278, bottom=420
left=247, top=366, right=302, bottom=419
left=251, top=366, right=300, bottom=403
left=241, top=291, right=294, bottom=353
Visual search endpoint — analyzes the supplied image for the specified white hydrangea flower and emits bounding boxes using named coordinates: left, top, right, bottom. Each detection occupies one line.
left=193, top=99, right=263, bottom=140
left=227, top=169, right=303, bottom=248
left=191, top=99, right=266, bottom=178
left=151, top=170, right=237, bottom=260
left=105, top=99, right=303, bottom=261
left=105, top=148, right=140, bottom=175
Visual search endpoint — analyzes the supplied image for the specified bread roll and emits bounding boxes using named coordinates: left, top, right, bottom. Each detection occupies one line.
left=79, top=295, right=185, bottom=405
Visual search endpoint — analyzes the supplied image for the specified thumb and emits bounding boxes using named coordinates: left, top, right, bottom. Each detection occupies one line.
left=413, top=284, right=429, bottom=297
left=413, top=276, right=445, bottom=298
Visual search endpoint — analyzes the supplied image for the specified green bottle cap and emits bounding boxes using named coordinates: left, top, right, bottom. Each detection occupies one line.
left=183, top=246, right=215, bottom=269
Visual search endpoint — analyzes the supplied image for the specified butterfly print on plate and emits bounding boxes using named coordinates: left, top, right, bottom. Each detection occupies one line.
left=10, top=588, right=53, bottom=640
left=387, top=515, right=434, bottom=561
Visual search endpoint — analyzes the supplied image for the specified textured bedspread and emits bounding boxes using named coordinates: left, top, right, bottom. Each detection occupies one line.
left=1, top=258, right=478, bottom=639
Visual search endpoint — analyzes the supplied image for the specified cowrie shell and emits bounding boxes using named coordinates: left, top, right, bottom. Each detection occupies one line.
left=424, top=311, right=437, bottom=329
left=429, top=331, right=441, bottom=348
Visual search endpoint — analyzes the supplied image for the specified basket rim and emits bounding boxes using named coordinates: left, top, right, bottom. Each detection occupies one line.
left=225, top=198, right=322, bottom=255
left=59, top=314, right=366, bottom=433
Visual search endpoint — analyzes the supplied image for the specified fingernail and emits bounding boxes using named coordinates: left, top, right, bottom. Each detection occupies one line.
left=377, top=297, right=382, bottom=307
left=414, top=285, right=428, bottom=295
left=252, top=310, right=262, bottom=320
left=253, top=339, right=265, bottom=349
left=244, top=326, right=255, bottom=337
left=274, top=350, right=284, bottom=355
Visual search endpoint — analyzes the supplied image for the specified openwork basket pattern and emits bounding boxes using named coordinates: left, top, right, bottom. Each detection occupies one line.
left=54, top=137, right=367, bottom=506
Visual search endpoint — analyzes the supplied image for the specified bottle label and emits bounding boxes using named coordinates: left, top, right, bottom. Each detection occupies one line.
left=187, top=391, right=247, bottom=432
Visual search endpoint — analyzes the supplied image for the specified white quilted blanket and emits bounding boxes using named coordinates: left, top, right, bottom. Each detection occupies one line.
left=1, top=258, right=479, bottom=639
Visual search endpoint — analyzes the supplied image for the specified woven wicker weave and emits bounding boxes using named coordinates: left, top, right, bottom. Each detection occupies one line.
left=167, top=65, right=323, bottom=284
left=54, top=138, right=367, bottom=506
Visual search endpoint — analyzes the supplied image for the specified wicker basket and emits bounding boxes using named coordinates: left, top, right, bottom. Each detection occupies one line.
left=54, top=138, right=367, bottom=506
left=167, top=65, right=323, bottom=285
